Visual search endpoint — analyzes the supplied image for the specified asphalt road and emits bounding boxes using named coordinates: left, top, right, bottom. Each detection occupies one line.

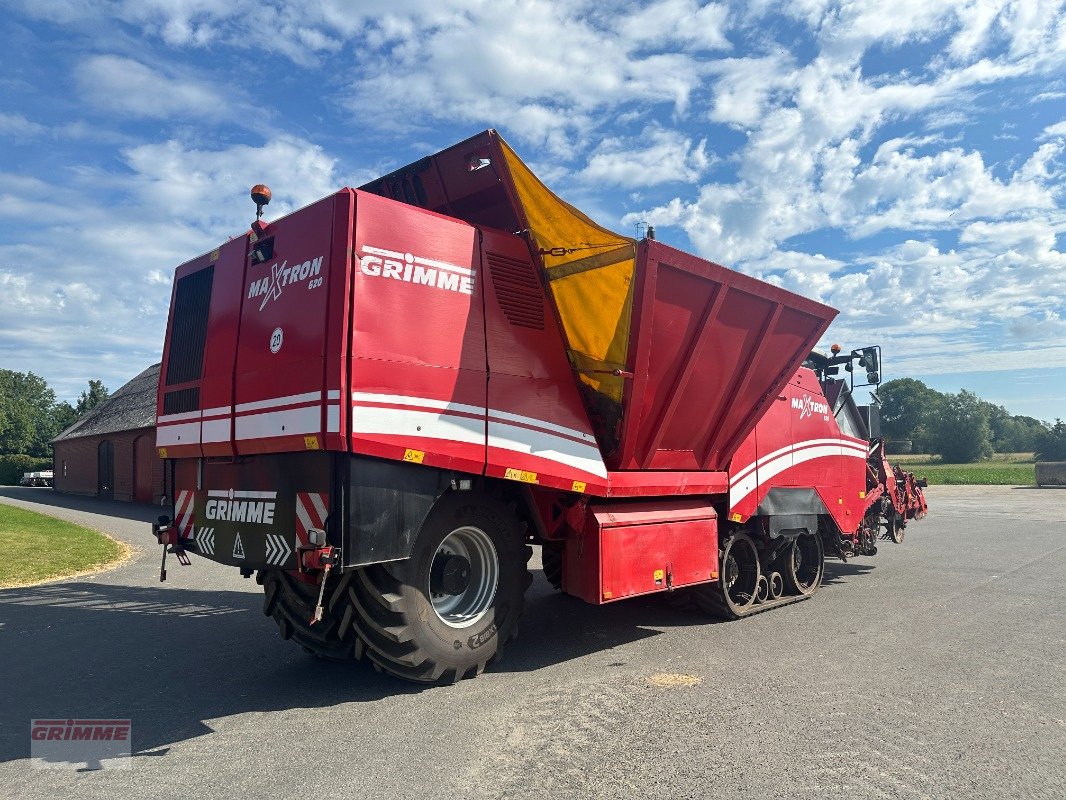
left=1, top=485, right=1064, bottom=799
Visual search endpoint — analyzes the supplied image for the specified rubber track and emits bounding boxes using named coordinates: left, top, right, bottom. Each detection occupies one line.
left=259, top=570, right=364, bottom=661
left=669, top=584, right=811, bottom=619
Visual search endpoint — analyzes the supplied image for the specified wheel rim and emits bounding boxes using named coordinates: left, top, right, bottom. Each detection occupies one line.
left=428, top=525, right=499, bottom=629
left=723, top=536, right=759, bottom=610
left=790, top=533, right=822, bottom=593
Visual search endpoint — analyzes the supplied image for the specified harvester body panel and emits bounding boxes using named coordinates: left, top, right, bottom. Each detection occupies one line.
left=727, top=369, right=868, bottom=534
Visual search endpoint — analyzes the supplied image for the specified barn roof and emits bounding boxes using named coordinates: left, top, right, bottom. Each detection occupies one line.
left=52, top=364, right=159, bottom=443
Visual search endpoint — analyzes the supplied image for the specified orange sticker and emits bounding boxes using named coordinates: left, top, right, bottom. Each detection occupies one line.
left=403, top=448, right=425, bottom=464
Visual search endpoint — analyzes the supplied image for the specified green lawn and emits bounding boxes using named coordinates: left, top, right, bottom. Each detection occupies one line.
left=0, top=504, right=129, bottom=588
left=892, top=459, right=1036, bottom=485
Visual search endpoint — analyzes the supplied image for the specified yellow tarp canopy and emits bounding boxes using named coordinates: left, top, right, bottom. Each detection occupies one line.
left=499, top=140, right=636, bottom=402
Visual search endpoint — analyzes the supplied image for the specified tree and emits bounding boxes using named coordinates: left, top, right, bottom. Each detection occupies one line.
left=878, top=378, right=945, bottom=452
left=1035, top=420, right=1066, bottom=462
left=76, top=379, right=109, bottom=417
left=0, top=370, right=58, bottom=457
left=52, top=401, right=79, bottom=436
left=928, top=389, right=994, bottom=463
left=994, top=415, right=1048, bottom=453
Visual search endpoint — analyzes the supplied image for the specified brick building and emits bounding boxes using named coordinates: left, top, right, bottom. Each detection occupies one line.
left=52, top=364, right=164, bottom=503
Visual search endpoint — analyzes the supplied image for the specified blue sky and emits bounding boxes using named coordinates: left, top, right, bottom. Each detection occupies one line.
left=1, top=1, right=1064, bottom=422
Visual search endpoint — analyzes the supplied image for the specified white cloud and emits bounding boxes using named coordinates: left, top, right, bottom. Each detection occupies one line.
left=76, top=55, right=231, bottom=120
left=0, top=135, right=346, bottom=401
left=578, top=127, right=712, bottom=187
left=1039, top=119, right=1066, bottom=139
left=615, top=1, right=732, bottom=51
left=339, top=2, right=716, bottom=153
left=0, top=113, right=46, bottom=138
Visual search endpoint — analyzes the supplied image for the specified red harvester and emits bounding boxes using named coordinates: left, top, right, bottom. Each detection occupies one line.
left=151, top=130, right=928, bottom=682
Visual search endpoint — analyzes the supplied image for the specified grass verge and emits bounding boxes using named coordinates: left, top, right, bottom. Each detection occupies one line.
left=0, top=503, right=130, bottom=588
left=893, top=461, right=1036, bottom=485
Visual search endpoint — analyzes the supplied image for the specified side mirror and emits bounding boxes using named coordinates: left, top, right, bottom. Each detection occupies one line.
left=862, top=347, right=880, bottom=373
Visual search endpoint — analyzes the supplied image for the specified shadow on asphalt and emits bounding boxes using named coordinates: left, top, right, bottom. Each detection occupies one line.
left=821, top=559, right=876, bottom=585
left=0, top=553, right=880, bottom=764
left=0, top=574, right=702, bottom=764
left=0, top=487, right=162, bottom=525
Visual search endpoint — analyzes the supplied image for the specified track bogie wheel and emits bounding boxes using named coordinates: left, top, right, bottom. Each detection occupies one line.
left=782, top=529, right=824, bottom=597
left=686, top=532, right=761, bottom=619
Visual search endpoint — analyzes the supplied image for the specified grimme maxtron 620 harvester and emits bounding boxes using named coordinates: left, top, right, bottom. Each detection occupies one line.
left=151, top=130, right=927, bottom=683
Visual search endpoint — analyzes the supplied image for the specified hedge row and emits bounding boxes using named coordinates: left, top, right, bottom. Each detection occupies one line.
left=0, top=454, right=52, bottom=485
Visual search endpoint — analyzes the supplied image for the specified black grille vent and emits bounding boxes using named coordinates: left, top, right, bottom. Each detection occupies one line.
left=165, top=266, right=214, bottom=386
left=163, top=388, right=200, bottom=415
left=486, top=252, right=544, bottom=330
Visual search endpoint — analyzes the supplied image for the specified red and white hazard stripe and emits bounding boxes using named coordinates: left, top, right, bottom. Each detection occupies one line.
left=295, top=492, right=329, bottom=547
left=174, top=489, right=195, bottom=538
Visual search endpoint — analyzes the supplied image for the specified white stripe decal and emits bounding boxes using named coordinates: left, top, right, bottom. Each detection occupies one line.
left=235, top=406, right=321, bottom=440
left=158, top=410, right=201, bottom=423
left=235, top=391, right=322, bottom=413
left=352, top=405, right=484, bottom=446
left=487, top=409, right=597, bottom=445
left=156, top=421, right=200, bottom=447
left=352, top=391, right=484, bottom=418
left=326, top=405, right=340, bottom=433
left=731, top=438, right=863, bottom=487
left=352, top=402, right=606, bottom=477
left=201, top=418, right=230, bottom=443
left=729, top=439, right=844, bottom=488
left=352, top=392, right=596, bottom=445
left=326, top=389, right=340, bottom=400
left=730, top=445, right=867, bottom=506
left=201, top=405, right=232, bottom=419
left=488, top=422, right=607, bottom=478
left=207, top=490, right=278, bottom=499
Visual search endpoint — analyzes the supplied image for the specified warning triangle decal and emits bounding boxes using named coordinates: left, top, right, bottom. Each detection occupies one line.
left=232, top=532, right=245, bottom=559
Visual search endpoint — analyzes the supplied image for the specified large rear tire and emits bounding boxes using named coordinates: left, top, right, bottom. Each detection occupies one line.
left=259, top=569, right=364, bottom=661
left=347, top=492, right=532, bottom=683
left=541, top=543, right=563, bottom=590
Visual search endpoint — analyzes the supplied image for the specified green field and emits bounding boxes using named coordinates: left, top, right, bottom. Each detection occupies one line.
left=892, top=454, right=1036, bottom=485
left=0, top=504, right=128, bottom=588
